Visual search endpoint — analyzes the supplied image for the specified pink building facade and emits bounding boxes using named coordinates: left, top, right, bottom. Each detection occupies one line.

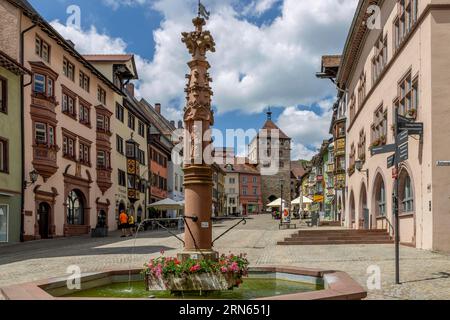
left=339, top=0, right=450, bottom=252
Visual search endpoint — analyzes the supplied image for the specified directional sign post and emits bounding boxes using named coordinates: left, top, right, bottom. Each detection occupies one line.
left=398, top=130, right=408, bottom=146
left=386, top=111, right=424, bottom=285
left=387, top=154, right=395, bottom=169
left=398, top=142, right=409, bottom=162
left=371, top=143, right=396, bottom=157
left=393, top=109, right=401, bottom=285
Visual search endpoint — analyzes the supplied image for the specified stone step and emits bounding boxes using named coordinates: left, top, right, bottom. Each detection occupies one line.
left=296, top=231, right=388, bottom=236
left=284, top=235, right=392, bottom=242
left=278, top=239, right=394, bottom=245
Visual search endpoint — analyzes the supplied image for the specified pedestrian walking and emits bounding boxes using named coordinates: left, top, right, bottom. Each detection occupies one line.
left=128, top=214, right=135, bottom=237
left=119, top=210, right=129, bottom=238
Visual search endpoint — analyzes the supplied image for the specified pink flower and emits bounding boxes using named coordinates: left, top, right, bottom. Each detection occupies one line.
left=189, top=264, right=201, bottom=272
left=220, top=267, right=228, bottom=273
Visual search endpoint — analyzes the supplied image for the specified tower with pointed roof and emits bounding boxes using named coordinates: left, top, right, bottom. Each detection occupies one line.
left=248, top=110, right=292, bottom=211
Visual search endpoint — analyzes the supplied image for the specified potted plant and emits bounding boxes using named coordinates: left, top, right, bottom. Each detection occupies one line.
left=372, top=138, right=381, bottom=147
left=143, top=251, right=250, bottom=292
left=407, top=108, right=417, bottom=119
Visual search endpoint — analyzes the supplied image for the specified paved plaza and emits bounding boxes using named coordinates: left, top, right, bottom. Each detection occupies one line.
left=1, top=214, right=450, bottom=300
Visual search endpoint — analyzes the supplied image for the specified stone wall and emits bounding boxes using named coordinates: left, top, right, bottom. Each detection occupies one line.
left=0, top=1, right=20, bottom=60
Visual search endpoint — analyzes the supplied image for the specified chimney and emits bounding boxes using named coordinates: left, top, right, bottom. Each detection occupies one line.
left=155, top=103, right=161, bottom=114
left=126, top=83, right=135, bottom=97
left=170, top=120, right=175, bottom=127
left=178, top=120, right=183, bottom=129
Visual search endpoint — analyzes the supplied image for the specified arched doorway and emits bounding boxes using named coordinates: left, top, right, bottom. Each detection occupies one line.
left=38, top=202, right=51, bottom=239
left=97, top=210, right=107, bottom=228
left=67, top=190, right=85, bottom=225
left=349, top=191, right=355, bottom=228
left=372, top=173, right=386, bottom=229
left=359, top=183, right=369, bottom=229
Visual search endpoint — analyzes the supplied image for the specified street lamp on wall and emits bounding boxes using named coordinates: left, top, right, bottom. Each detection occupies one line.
left=24, top=169, right=39, bottom=189
left=355, top=160, right=369, bottom=182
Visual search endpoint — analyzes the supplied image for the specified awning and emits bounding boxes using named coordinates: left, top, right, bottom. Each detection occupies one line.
left=149, top=198, right=184, bottom=210
left=267, top=198, right=288, bottom=208
left=291, top=196, right=313, bottom=205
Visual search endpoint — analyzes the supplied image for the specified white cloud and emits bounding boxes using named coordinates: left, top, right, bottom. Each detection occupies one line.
left=50, top=21, right=127, bottom=54
left=50, top=0, right=357, bottom=159
left=139, top=0, right=357, bottom=115
left=243, top=0, right=281, bottom=16
left=276, top=98, right=334, bottom=160
left=101, top=0, right=148, bottom=11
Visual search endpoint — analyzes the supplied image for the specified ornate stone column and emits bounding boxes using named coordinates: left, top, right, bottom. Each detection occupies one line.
left=179, top=16, right=217, bottom=261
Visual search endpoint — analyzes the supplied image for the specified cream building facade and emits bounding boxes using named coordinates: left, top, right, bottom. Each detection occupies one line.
left=2, top=0, right=124, bottom=239
left=84, top=55, right=150, bottom=223
left=339, top=0, right=450, bottom=251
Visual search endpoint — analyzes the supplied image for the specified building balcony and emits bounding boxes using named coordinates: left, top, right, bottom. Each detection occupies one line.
left=32, top=143, right=59, bottom=181
left=96, top=129, right=112, bottom=143
left=326, top=163, right=334, bottom=173
left=326, top=188, right=335, bottom=197
left=96, top=166, right=113, bottom=194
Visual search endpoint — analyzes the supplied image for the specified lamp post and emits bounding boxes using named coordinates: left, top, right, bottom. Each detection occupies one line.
left=355, top=159, right=369, bottom=182
left=24, top=169, right=39, bottom=189
left=280, top=178, right=284, bottom=223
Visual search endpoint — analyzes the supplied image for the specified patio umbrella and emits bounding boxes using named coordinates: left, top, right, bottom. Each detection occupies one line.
left=302, top=196, right=313, bottom=204
left=149, top=198, right=184, bottom=210
left=267, top=198, right=288, bottom=208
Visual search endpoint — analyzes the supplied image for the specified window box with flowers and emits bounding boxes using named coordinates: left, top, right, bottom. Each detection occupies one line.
left=407, top=108, right=417, bottom=120
left=143, top=251, right=249, bottom=292
left=371, top=139, right=381, bottom=148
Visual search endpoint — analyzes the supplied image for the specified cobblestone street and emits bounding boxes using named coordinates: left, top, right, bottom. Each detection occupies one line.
left=1, top=214, right=450, bottom=300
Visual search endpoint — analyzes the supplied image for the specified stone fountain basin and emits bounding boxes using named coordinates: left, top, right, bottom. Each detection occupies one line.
left=0, top=266, right=366, bottom=300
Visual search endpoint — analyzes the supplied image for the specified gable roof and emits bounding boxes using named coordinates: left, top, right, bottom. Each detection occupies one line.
left=0, top=50, right=31, bottom=75
left=8, top=0, right=124, bottom=96
left=83, top=54, right=138, bottom=79
left=261, top=119, right=290, bottom=139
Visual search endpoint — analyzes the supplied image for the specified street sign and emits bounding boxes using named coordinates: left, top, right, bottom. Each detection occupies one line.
left=437, top=161, right=450, bottom=167
left=398, top=115, right=411, bottom=126
left=387, top=154, right=395, bottom=169
left=399, top=121, right=423, bottom=135
left=398, top=142, right=409, bottom=162
left=371, top=143, right=396, bottom=156
left=398, top=130, right=408, bottom=146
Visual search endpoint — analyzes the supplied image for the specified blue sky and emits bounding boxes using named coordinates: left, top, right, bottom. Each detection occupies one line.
left=29, top=0, right=357, bottom=159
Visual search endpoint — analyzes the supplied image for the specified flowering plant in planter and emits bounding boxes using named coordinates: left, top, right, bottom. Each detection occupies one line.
left=407, top=108, right=417, bottom=118
left=142, top=251, right=250, bottom=291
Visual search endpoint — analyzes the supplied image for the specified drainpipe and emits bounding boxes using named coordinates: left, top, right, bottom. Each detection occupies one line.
left=19, top=18, right=38, bottom=242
